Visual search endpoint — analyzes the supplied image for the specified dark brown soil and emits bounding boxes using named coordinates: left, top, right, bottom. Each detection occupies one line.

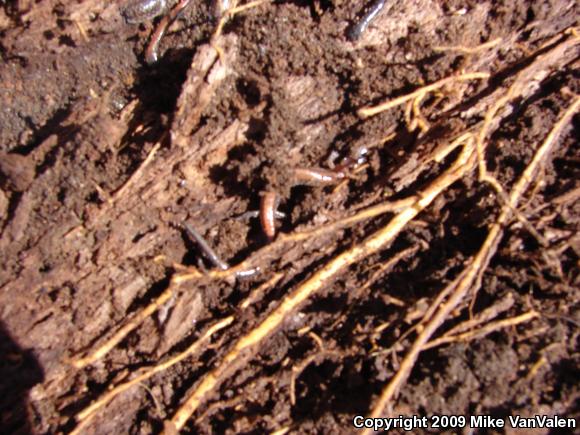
left=0, top=1, right=578, bottom=434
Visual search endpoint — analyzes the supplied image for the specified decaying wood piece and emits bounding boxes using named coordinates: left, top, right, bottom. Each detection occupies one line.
left=1, top=32, right=245, bottom=420
left=171, top=35, right=239, bottom=148
left=68, top=39, right=247, bottom=368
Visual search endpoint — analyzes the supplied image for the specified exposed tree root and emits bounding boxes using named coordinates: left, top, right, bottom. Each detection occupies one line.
left=363, top=93, right=580, bottom=431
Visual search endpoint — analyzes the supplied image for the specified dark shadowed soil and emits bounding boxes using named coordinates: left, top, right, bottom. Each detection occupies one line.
left=0, top=1, right=578, bottom=434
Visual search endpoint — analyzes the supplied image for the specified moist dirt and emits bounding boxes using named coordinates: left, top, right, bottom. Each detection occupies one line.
left=0, top=1, right=579, bottom=434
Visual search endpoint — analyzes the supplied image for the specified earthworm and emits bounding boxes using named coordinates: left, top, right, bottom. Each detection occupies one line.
left=183, top=222, right=230, bottom=271
left=260, top=191, right=279, bottom=240
left=293, top=167, right=346, bottom=185
left=145, top=0, right=194, bottom=64
left=347, top=0, right=386, bottom=41
left=122, top=0, right=167, bottom=24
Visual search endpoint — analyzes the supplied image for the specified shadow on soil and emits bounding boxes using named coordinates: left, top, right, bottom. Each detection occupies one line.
left=0, top=322, right=44, bottom=434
